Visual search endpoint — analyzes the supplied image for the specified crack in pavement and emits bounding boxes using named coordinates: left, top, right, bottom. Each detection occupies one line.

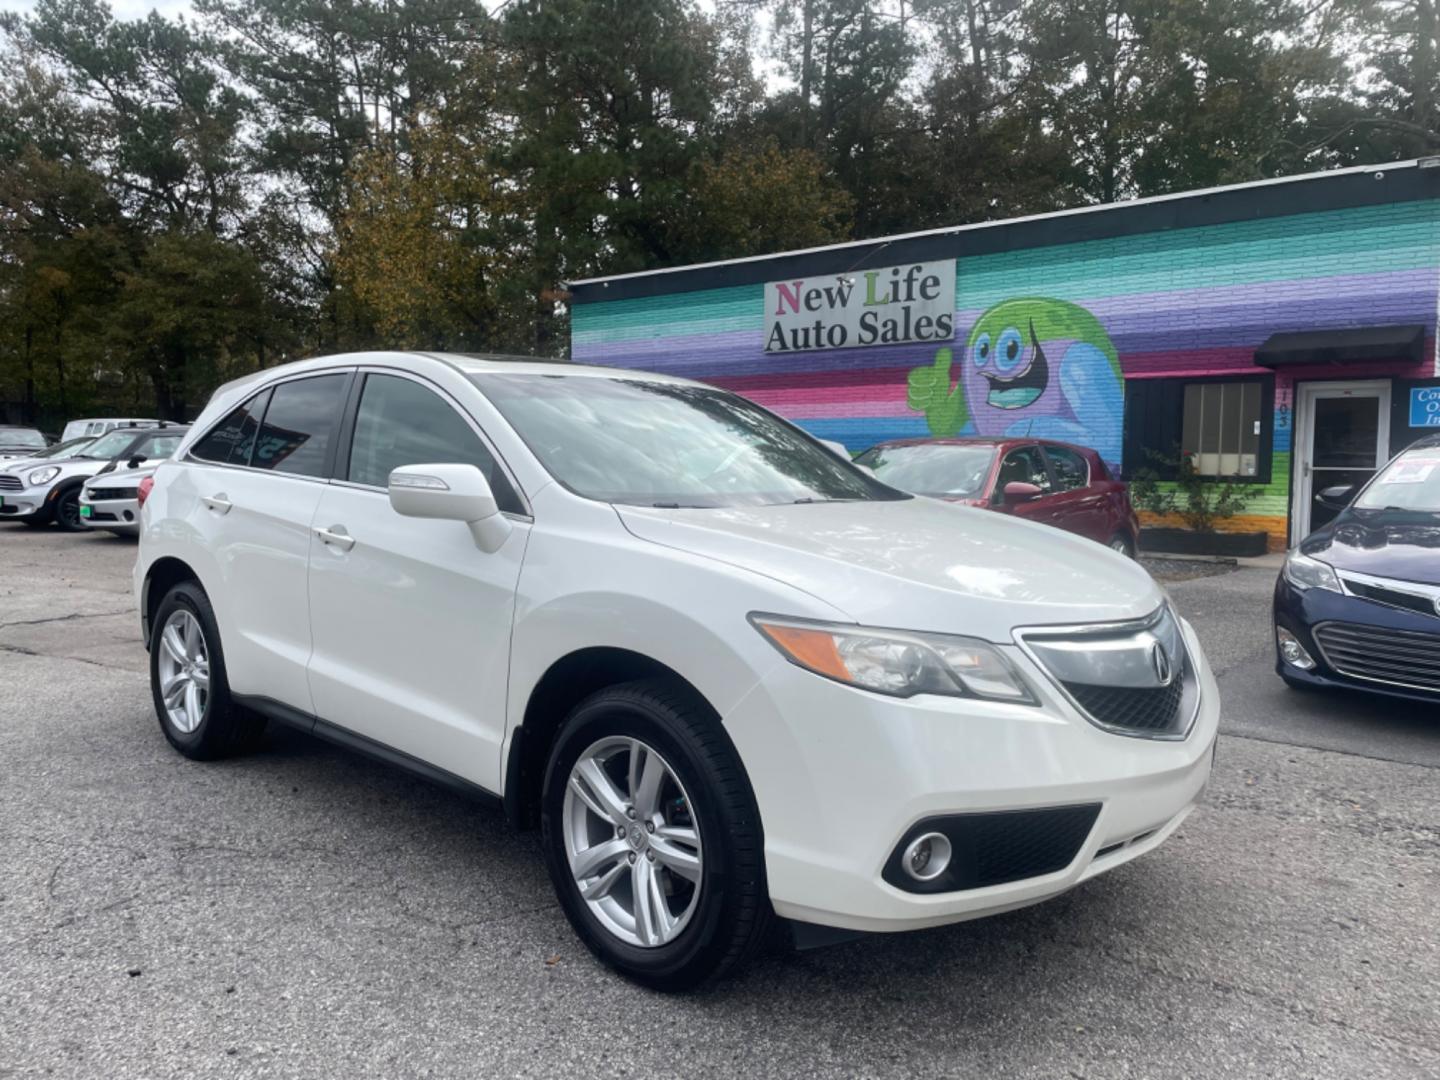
left=0, top=643, right=140, bottom=674
left=0, top=608, right=133, bottom=630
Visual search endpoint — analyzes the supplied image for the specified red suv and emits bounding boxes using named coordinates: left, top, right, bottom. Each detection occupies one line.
left=856, top=437, right=1141, bottom=556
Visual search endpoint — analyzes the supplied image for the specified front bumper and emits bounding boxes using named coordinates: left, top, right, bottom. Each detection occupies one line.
left=0, top=482, right=54, bottom=520
left=79, top=490, right=141, bottom=534
left=724, top=618, right=1218, bottom=933
left=1273, top=575, right=1440, bottom=704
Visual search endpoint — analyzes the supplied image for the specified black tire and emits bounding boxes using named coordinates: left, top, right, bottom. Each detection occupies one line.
left=1108, top=533, right=1137, bottom=559
left=53, top=487, right=84, bottom=532
left=149, top=581, right=266, bottom=760
left=540, top=678, right=770, bottom=991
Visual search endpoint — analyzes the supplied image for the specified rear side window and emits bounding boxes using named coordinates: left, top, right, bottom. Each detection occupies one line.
left=346, top=373, right=522, bottom=514
left=252, top=375, right=348, bottom=478
left=191, top=389, right=272, bottom=467
left=1044, top=446, right=1089, bottom=491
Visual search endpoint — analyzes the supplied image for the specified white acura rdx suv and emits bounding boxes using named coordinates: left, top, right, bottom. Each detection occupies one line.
left=135, top=352, right=1218, bottom=989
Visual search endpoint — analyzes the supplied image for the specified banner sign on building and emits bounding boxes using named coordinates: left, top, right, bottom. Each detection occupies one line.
left=1410, top=386, right=1440, bottom=427
left=764, top=260, right=955, bottom=353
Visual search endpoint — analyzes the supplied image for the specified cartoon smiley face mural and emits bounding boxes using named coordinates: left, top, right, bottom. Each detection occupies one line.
left=907, top=297, right=1124, bottom=466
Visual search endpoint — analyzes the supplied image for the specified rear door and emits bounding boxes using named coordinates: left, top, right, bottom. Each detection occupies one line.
left=177, top=371, right=352, bottom=712
left=305, top=369, right=530, bottom=792
left=1037, top=444, right=1109, bottom=542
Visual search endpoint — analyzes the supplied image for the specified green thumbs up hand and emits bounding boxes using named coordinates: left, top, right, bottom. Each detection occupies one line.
left=907, top=347, right=969, bottom=437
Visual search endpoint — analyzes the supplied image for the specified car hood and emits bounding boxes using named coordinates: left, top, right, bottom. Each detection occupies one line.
left=616, top=497, right=1162, bottom=642
left=1302, top=509, right=1440, bottom=586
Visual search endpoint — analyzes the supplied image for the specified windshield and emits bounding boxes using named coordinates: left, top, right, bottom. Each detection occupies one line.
left=856, top=442, right=998, bottom=499
left=34, top=436, right=96, bottom=460
left=472, top=373, right=905, bottom=508
left=83, top=429, right=146, bottom=459
left=1354, top=444, right=1440, bottom=513
left=1, top=429, right=46, bottom=448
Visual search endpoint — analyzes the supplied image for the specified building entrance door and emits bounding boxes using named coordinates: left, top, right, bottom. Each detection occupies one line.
left=1291, top=380, right=1391, bottom=541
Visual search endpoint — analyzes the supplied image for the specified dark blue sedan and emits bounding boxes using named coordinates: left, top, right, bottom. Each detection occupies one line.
left=1274, top=434, right=1440, bottom=705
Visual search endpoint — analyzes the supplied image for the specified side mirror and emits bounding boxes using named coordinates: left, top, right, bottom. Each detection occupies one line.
left=1003, top=481, right=1044, bottom=503
left=388, top=463, right=512, bottom=553
left=127, top=455, right=146, bottom=469
left=1315, top=484, right=1356, bottom=510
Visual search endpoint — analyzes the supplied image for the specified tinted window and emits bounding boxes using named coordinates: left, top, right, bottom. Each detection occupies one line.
left=472, top=373, right=903, bottom=508
left=347, top=374, right=522, bottom=513
left=191, top=389, right=271, bottom=466
left=1045, top=446, right=1089, bottom=491
left=253, top=375, right=347, bottom=478
left=997, top=446, right=1052, bottom=493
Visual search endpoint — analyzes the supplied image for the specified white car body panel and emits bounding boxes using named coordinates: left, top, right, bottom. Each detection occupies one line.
left=137, top=351, right=1217, bottom=936
left=306, top=482, right=531, bottom=791
left=156, top=460, right=325, bottom=712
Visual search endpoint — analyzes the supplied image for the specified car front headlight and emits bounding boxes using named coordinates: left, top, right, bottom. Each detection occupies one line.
left=750, top=614, right=1036, bottom=704
left=28, top=466, right=60, bottom=486
left=1283, top=551, right=1341, bottom=592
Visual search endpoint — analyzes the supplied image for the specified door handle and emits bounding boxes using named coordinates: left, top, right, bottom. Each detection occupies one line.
left=202, top=494, right=232, bottom=514
left=314, top=525, right=356, bottom=552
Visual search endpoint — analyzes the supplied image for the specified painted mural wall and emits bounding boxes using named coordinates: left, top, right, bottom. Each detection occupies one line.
left=573, top=199, right=1440, bottom=548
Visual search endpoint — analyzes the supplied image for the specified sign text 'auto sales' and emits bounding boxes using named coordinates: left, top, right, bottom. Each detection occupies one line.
left=764, top=260, right=955, bottom=353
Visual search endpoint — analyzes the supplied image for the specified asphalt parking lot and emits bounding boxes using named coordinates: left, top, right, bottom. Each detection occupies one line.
left=2, top=527, right=1437, bottom=1079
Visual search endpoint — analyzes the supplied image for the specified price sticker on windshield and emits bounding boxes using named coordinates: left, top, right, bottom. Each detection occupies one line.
left=1386, top=457, right=1440, bottom=484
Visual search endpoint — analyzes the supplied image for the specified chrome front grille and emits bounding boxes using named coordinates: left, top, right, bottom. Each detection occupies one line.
left=1016, top=605, right=1200, bottom=740
left=85, top=487, right=132, bottom=501
left=0, top=474, right=22, bottom=491
left=1338, top=571, right=1440, bottom=621
left=1313, top=622, right=1440, bottom=695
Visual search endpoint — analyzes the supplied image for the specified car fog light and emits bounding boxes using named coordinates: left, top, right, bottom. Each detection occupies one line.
left=903, top=832, right=952, bottom=882
left=1276, top=626, right=1316, bottom=671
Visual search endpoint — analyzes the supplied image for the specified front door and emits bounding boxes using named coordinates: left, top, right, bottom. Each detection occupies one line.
left=305, top=371, right=530, bottom=793
left=1292, top=380, right=1391, bottom=540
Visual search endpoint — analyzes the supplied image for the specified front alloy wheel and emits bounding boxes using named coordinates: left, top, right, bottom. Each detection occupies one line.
left=562, top=736, right=704, bottom=947
left=540, top=679, right=770, bottom=990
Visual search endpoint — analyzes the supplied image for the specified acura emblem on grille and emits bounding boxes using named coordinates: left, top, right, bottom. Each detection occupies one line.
left=1150, top=642, right=1173, bottom=686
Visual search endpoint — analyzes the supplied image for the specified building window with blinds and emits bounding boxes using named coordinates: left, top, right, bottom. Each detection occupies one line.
left=1181, top=381, right=1263, bottom=477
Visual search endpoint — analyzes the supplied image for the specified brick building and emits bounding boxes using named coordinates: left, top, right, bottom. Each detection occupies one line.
left=569, top=160, right=1440, bottom=551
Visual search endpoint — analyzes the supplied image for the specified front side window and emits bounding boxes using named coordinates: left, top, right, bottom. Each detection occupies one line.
left=252, top=375, right=348, bottom=478
left=1182, top=381, right=1262, bottom=477
left=1354, top=444, right=1440, bottom=513
left=855, top=443, right=996, bottom=499
left=191, top=389, right=271, bottom=467
left=471, top=373, right=904, bottom=508
left=1044, top=446, right=1089, bottom=491
left=997, top=446, right=1052, bottom=493
left=347, top=374, right=522, bottom=514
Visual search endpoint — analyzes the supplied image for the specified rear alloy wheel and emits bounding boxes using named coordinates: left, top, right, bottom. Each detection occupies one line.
left=149, top=581, right=266, bottom=759
left=54, top=488, right=84, bottom=532
left=541, top=679, right=770, bottom=990
left=1109, top=533, right=1137, bottom=558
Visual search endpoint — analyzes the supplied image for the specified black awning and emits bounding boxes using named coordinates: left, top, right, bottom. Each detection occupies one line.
left=1254, top=324, right=1426, bottom=368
